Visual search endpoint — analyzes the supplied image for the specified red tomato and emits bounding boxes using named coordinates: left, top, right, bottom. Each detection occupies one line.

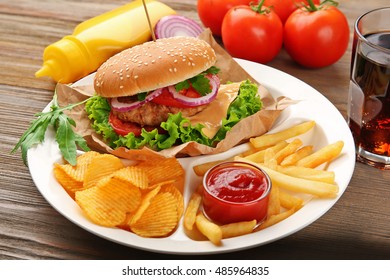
left=263, top=0, right=320, bottom=24
left=151, top=87, right=201, bottom=108
left=283, top=4, right=350, bottom=68
left=221, top=4, right=283, bottom=64
left=197, top=0, right=252, bottom=36
left=109, top=112, right=142, bottom=136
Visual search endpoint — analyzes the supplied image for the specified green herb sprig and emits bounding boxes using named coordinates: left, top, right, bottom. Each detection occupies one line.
left=175, top=66, right=220, bottom=96
left=12, top=92, right=91, bottom=166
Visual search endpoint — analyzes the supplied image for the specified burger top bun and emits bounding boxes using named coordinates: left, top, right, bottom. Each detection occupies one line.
left=94, top=36, right=217, bottom=98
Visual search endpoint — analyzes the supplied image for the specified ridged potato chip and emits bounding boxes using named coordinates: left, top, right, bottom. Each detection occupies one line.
left=61, top=151, right=100, bottom=181
left=136, top=157, right=184, bottom=185
left=83, top=154, right=124, bottom=189
left=160, top=182, right=184, bottom=219
left=112, top=166, right=149, bottom=189
left=53, top=151, right=100, bottom=198
left=130, top=186, right=161, bottom=225
left=75, top=181, right=141, bottom=227
left=130, top=192, right=178, bottom=237
left=53, top=164, right=82, bottom=199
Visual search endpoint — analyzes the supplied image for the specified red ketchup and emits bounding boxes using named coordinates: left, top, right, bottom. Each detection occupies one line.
left=202, top=161, right=271, bottom=224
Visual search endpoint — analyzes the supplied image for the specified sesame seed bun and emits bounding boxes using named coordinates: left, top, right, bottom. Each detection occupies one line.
left=94, top=36, right=217, bottom=98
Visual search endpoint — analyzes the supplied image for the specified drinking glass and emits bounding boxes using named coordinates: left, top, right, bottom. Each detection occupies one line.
left=347, top=7, right=390, bottom=170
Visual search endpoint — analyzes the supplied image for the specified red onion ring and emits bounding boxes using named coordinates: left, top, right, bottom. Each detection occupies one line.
left=154, top=15, right=203, bottom=39
left=168, top=75, right=220, bottom=107
left=110, top=88, right=163, bottom=112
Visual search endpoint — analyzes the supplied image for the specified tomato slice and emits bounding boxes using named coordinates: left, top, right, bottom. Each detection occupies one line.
left=109, top=112, right=142, bottom=137
left=109, top=112, right=164, bottom=137
left=151, top=87, right=201, bottom=108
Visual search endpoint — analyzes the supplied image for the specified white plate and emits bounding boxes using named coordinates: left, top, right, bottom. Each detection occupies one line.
left=27, top=59, right=355, bottom=254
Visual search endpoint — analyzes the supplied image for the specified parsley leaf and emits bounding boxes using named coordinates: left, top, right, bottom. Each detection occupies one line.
left=12, top=92, right=91, bottom=166
left=174, top=66, right=221, bottom=96
left=175, top=80, right=191, bottom=92
left=189, top=74, right=212, bottom=96
left=137, top=92, right=147, bottom=101
left=204, top=66, right=220, bottom=75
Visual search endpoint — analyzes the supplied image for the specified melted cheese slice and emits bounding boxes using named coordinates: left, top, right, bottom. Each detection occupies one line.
left=188, top=82, right=241, bottom=139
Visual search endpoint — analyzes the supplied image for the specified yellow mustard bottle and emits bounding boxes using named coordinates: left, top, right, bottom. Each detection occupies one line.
left=35, top=0, right=175, bottom=84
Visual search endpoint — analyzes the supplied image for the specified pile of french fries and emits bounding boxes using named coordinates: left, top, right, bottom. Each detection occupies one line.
left=187, top=120, right=344, bottom=245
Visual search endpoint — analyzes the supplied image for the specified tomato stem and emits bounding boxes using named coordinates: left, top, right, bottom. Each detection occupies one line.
left=307, top=0, right=317, bottom=11
left=250, top=0, right=269, bottom=14
left=304, top=0, right=338, bottom=12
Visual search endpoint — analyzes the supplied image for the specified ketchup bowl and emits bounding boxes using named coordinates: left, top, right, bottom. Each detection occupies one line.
left=202, top=161, right=272, bottom=225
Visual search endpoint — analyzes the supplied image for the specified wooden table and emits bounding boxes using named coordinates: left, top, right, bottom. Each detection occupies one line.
left=1, top=0, right=389, bottom=260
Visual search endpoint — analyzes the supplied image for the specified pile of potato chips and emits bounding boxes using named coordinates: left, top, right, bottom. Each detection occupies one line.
left=54, top=152, right=184, bottom=238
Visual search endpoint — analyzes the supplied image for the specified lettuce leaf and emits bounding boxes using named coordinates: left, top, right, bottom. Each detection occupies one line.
left=85, top=80, right=262, bottom=150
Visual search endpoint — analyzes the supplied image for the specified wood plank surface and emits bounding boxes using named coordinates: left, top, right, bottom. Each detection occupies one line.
left=0, top=0, right=389, bottom=259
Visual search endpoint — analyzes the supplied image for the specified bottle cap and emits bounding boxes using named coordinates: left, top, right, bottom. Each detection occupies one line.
left=35, top=37, right=90, bottom=83
left=35, top=62, right=53, bottom=78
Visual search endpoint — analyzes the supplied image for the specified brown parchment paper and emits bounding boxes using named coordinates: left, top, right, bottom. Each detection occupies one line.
left=56, top=29, right=292, bottom=161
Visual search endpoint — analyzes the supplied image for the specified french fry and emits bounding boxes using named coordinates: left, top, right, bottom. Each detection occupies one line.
left=250, top=120, right=315, bottom=149
left=296, top=141, right=344, bottom=168
left=279, top=190, right=304, bottom=210
left=195, top=213, right=222, bottom=245
left=280, top=145, right=313, bottom=166
left=273, top=138, right=303, bottom=164
left=274, top=165, right=336, bottom=184
left=236, top=158, right=339, bottom=198
left=183, top=191, right=202, bottom=231
left=256, top=207, right=296, bottom=231
left=267, top=184, right=280, bottom=216
left=263, top=148, right=277, bottom=169
left=220, top=220, right=257, bottom=239
left=239, top=144, right=263, bottom=157
left=261, top=165, right=338, bottom=198
left=240, top=141, right=288, bottom=163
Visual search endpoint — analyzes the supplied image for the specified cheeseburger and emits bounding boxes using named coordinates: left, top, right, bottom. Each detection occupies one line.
left=86, top=36, right=262, bottom=151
